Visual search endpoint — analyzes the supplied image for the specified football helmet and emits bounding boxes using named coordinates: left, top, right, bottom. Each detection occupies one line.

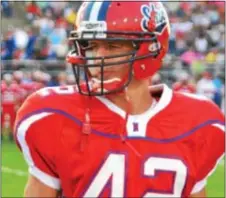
left=67, top=1, right=170, bottom=96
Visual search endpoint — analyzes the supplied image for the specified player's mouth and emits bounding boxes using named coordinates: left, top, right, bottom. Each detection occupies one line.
left=92, top=71, right=119, bottom=81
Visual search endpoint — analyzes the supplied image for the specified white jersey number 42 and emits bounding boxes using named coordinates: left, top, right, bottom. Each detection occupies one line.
left=83, top=153, right=187, bottom=197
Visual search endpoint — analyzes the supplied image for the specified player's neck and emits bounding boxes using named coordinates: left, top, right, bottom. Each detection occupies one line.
left=107, top=79, right=153, bottom=115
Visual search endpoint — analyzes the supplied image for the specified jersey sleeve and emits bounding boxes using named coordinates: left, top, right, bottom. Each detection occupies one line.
left=14, top=94, right=64, bottom=190
left=191, top=105, right=225, bottom=194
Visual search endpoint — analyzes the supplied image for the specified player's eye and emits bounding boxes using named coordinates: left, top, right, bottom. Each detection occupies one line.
left=108, top=42, right=121, bottom=49
left=79, top=41, right=96, bottom=50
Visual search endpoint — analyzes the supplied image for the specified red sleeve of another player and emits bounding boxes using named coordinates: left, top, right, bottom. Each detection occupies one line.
left=191, top=110, right=225, bottom=194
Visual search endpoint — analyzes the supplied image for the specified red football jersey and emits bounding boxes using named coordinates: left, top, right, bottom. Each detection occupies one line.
left=1, top=82, right=24, bottom=129
left=20, top=81, right=44, bottom=98
left=14, top=84, right=225, bottom=197
left=1, top=82, right=21, bottom=105
left=173, top=82, right=196, bottom=94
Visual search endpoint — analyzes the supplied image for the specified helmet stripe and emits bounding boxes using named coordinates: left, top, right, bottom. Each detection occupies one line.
left=97, top=1, right=111, bottom=21
left=89, top=1, right=104, bottom=21
left=83, top=2, right=95, bottom=21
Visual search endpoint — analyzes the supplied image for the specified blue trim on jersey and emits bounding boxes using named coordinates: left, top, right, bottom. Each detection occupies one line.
left=97, top=1, right=111, bottom=21
left=15, top=108, right=80, bottom=133
left=83, top=2, right=95, bottom=21
left=16, top=108, right=224, bottom=143
left=127, top=120, right=225, bottom=143
left=15, top=108, right=119, bottom=139
left=92, top=128, right=119, bottom=139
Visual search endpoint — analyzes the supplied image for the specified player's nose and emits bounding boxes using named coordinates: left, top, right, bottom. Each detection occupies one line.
left=94, top=46, right=111, bottom=64
left=89, top=67, right=100, bottom=78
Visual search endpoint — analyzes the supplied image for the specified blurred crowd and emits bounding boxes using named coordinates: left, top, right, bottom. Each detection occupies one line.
left=1, top=1, right=225, bottom=73
left=1, top=1, right=79, bottom=62
left=164, top=1, right=225, bottom=78
left=152, top=70, right=224, bottom=109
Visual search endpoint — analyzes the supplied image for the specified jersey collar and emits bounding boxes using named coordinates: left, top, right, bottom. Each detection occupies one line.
left=95, top=84, right=173, bottom=120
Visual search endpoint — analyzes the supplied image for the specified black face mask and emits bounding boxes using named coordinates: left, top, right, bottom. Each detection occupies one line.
left=68, top=30, right=159, bottom=96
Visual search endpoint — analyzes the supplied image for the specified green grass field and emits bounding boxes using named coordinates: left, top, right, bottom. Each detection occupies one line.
left=1, top=140, right=225, bottom=197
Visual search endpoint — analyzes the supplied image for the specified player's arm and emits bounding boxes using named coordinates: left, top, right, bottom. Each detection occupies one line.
left=190, top=105, right=225, bottom=197
left=14, top=101, right=63, bottom=196
left=24, top=174, right=59, bottom=197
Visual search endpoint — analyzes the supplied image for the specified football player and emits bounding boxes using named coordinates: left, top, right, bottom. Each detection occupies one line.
left=14, top=1, right=224, bottom=198
left=1, top=73, right=22, bottom=140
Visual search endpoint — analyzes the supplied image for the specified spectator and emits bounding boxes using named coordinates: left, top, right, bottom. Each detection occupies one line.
left=33, top=37, right=56, bottom=60
left=48, top=23, right=67, bottom=53
left=180, top=46, right=204, bottom=67
left=1, top=1, right=13, bottom=17
left=13, top=48, right=27, bottom=60
left=175, top=32, right=187, bottom=55
left=191, top=4, right=210, bottom=28
left=1, top=30, right=16, bottom=60
left=206, top=3, right=220, bottom=25
left=55, top=14, right=68, bottom=28
left=218, top=31, right=225, bottom=50
left=25, top=27, right=38, bottom=59
left=33, top=12, right=54, bottom=37
left=36, top=1, right=49, bottom=12
left=205, top=48, right=218, bottom=65
left=194, top=29, right=209, bottom=53
left=213, top=74, right=224, bottom=107
left=57, top=71, right=67, bottom=86
left=172, top=72, right=196, bottom=93
left=47, top=75, right=60, bottom=87
left=49, top=1, right=68, bottom=17
left=215, top=48, right=224, bottom=66
left=64, top=6, right=77, bottom=25
left=26, top=1, right=41, bottom=21
left=66, top=74, right=76, bottom=85
left=55, top=40, right=68, bottom=59
left=196, top=71, right=216, bottom=101
left=13, top=28, right=29, bottom=50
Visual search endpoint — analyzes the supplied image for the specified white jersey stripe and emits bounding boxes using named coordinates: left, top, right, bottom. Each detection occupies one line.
left=191, top=123, right=225, bottom=194
left=191, top=152, right=225, bottom=194
left=212, top=123, right=225, bottom=132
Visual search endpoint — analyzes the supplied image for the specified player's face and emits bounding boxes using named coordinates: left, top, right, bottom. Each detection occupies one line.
left=87, top=40, right=134, bottom=81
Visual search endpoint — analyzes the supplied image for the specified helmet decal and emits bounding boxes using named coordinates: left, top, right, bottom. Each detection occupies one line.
left=141, top=2, right=167, bottom=34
